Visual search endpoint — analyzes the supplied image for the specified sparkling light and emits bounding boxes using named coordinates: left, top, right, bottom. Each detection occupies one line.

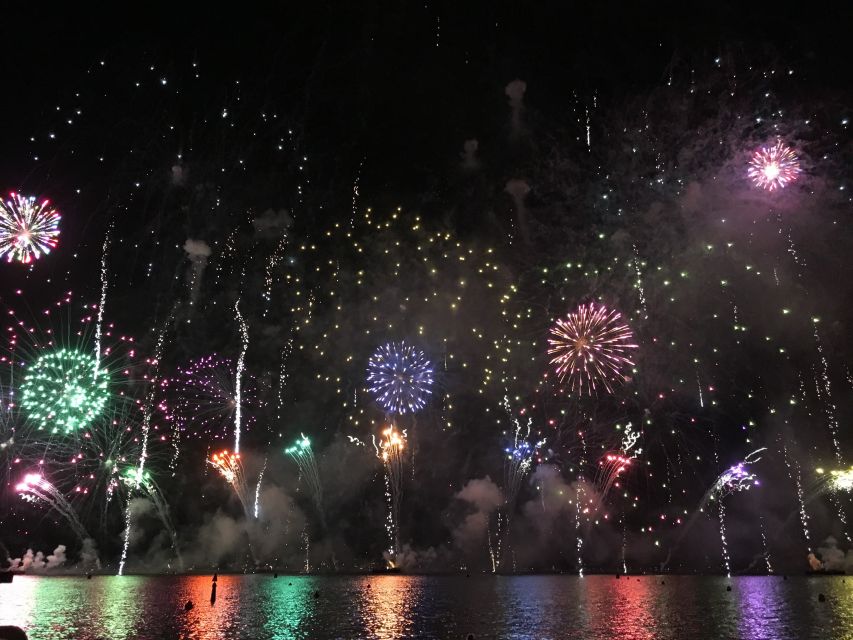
left=0, top=192, right=61, bottom=264
left=748, top=142, right=801, bottom=191
left=20, top=348, right=110, bottom=434
left=547, top=302, right=638, bottom=395
left=367, top=341, right=434, bottom=414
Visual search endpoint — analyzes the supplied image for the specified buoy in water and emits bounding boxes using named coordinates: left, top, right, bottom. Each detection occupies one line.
left=0, top=626, right=28, bottom=640
left=818, top=593, right=826, bottom=602
left=184, top=601, right=194, bottom=611
left=726, top=586, right=732, bottom=592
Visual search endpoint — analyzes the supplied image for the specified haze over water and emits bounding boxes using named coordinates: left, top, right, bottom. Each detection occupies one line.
left=1, top=574, right=852, bottom=639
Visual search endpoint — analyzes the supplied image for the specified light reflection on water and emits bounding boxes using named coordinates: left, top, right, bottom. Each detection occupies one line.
left=0, top=575, right=852, bottom=639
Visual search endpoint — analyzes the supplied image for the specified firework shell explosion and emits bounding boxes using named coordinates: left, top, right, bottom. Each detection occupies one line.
left=20, top=348, right=109, bottom=435
left=547, top=302, right=638, bottom=396
left=158, top=354, right=262, bottom=444
left=747, top=142, right=801, bottom=191
left=367, top=341, right=434, bottom=415
left=0, top=192, right=61, bottom=264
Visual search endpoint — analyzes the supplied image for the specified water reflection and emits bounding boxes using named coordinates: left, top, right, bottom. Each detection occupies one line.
left=179, top=575, right=242, bottom=639
left=358, top=576, right=417, bottom=639
left=588, top=577, right=656, bottom=640
left=87, top=576, right=145, bottom=640
left=2, top=575, right=853, bottom=639
left=0, top=575, right=36, bottom=634
left=262, top=576, right=316, bottom=640
left=733, top=577, right=788, bottom=640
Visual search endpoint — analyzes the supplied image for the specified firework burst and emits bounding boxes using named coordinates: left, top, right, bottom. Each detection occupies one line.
left=367, top=342, right=434, bottom=415
left=20, top=348, right=110, bottom=435
left=0, top=193, right=61, bottom=264
left=748, top=142, right=801, bottom=191
left=547, top=302, right=637, bottom=396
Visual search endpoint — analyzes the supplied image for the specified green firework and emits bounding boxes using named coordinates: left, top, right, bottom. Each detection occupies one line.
left=20, top=348, right=110, bottom=434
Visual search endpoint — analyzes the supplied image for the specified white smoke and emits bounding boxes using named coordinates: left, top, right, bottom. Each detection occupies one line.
left=505, top=179, right=531, bottom=243
left=170, top=164, right=185, bottom=185
left=452, top=476, right=503, bottom=553
left=183, top=238, right=212, bottom=305
left=460, top=139, right=479, bottom=169
left=815, top=536, right=853, bottom=572
left=252, top=208, right=293, bottom=239
left=8, top=545, right=67, bottom=573
left=505, top=79, right=527, bottom=133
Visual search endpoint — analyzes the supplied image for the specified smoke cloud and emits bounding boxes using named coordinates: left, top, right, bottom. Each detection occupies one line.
left=183, top=238, right=212, bottom=305
left=505, top=79, right=527, bottom=133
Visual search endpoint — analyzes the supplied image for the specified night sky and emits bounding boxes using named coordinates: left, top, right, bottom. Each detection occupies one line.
left=2, top=3, right=853, bottom=575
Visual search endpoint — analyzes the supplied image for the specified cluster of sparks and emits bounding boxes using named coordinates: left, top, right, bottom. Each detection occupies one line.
left=285, top=434, right=323, bottom=513
left=747, top=142, right=801, bottom=191
left=208, top=449, right=251, bottom=517
left=817, top=466, right=853, bottom=493
left=374, top=426, right=406, bottom=559
left=20, top=348, right=109, bottom=434
left=0, top=192, right=60, bottom=264
left=711, top=449, right=766, bottom=501
left=367, top=341, right=434, bottom=415
left=547, top=302, right=638, bottom=396
left=160, top=354, right=259, bottom=447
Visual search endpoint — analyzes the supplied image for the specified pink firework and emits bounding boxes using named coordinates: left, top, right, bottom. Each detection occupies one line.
left=547, top=302, right=638, bottom=396
left=748, top=142, right=801, bottom=191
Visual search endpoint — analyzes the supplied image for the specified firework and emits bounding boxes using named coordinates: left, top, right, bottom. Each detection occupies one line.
left=495, top=396, right=544, bottom=572
left=285, top=434, right=323, bottom=513
left=0, top=192, right=60, bottom=264
left=367, top=342, right=434, bottom=415
left=160, top=354, right=261, bottom=462
left=20, top=348, right=110, bottom=434
left=710, top=450, right=764, bottom=500
left=748, top=142, right=801, bottom=191
left=815, top=466, right=853, bottom=493
left=596, top=453, right=632, bottom=499
left=547, top=302, right=638, bottom=396
left=16, top=472, right=91, bottom=544
left=209, top=449, right=251, bottom=517
left=120, top=467, right=182, bottom=570
left=374, top=426, right=406, bottom=560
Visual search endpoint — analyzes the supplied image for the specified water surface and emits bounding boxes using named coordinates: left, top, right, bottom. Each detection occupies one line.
left=1, top=574, right=851, bottom=639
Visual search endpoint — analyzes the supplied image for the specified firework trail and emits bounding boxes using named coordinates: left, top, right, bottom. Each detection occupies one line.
left=16, top=473, right=98, bottom=567
left=661, top=449, right=765, bottom=571
left=209, top=449, right=252, bottom=518
left=121, top=467, right=183, bottom=571
left=373, top=426, right=406, bottom=563
left=119, top=316, right=171, bottom=576
left=495, top=395, right=544, bottom=570
left=234, top=299, right=249, bottom=453
left=285, top=434, right=322, bottom=514
left=254, top=456, right=267, bottom=519
left=0, top=192, right=61, bottom=264
left=595, top=453, right=632, bottom=500
left=93, top=224, right=112, bottom=373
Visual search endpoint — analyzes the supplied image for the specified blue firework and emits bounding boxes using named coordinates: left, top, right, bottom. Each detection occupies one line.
left=366, top=342, right=434, bottom=415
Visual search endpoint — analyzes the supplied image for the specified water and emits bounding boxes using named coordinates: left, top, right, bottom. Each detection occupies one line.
left=1, top=574, right=852, bottom=639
